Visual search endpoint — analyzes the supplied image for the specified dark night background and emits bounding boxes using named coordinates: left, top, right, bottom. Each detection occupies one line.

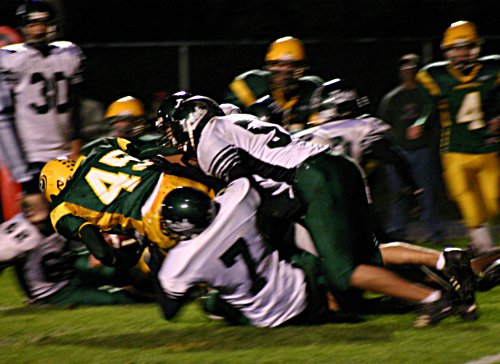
left=2, top=0, right=500, bottom=110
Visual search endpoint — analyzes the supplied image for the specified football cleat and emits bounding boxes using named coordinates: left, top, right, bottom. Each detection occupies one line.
left=414, top=295, right=454, bottom=328
left=453, top=300, right=479, bottom=322
left=477, top=259, right=500, bottom=292
left=442, top=247, right=476, bottom=304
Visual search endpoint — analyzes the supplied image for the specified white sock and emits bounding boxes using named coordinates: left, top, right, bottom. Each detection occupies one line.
left=436, top=253, right=445, bottom=270
left=420, top=290, right=442, bottom=304
left=469, top=226, right=495, bottom=251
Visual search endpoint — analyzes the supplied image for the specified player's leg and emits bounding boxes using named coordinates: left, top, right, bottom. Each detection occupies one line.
left=442, top=153, right=495, bottom=253
left=476, top=152, right=499, bottom=225
left=295, top=154, right=472, bottom=326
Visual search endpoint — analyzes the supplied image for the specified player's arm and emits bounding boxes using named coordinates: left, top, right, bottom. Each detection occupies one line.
left=67, top=45, right=87, bottom=160
left=408, top=71, right=439, bottom=140
left=77, top=224, right=144, bottom=268
left=0, top=70, right=39, bottom=192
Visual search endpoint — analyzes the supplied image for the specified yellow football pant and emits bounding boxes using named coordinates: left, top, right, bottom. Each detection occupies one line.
left=441, top=152, right=499, bottom=228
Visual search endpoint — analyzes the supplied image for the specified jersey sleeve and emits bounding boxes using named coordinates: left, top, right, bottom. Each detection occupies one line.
left=52, top=212, right=89, bottom=241
left=224, top=70, right=271, bottom=109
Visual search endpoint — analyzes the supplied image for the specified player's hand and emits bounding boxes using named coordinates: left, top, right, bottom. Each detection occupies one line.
left=149, top=155, right=176, bottom=173
left=406, top=125, right=423, bottom=140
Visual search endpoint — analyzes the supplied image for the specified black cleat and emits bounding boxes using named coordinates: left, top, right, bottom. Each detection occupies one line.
left=477, top=259, right=500, bottom=292
left=442, top=247, right=476, bottom=304
left=453, top=300, right=479, bottom=322
left=414, top=295, right=454, bottom=328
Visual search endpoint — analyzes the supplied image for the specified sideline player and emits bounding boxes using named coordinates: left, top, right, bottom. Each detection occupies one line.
left=408, top=21, right=499, bottom=255
left=224, top=36, right=323, bottom=132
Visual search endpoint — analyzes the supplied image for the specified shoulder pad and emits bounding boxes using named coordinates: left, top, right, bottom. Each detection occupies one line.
left=299, top=75, right=324, bottom=86
left=236, top=69, right=271, bottom=80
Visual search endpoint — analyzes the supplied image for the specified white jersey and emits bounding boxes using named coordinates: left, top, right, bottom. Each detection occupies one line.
left=293, top=116, right=392, bottom=164
left=158, top=178, right=308, bottom=327
left=0, top=41, right=84, bottom=165
left=0, top=213, right=69, bottom=301
left=197, top=114, right=327, bottom=195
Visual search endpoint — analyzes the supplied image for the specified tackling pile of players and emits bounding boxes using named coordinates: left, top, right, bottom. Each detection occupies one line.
left=1, top=1, right=499, bottom=328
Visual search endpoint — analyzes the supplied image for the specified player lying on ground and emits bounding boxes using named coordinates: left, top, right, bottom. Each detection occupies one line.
left=0, top=194, right=152, bottom=306
left=157, top=178, right=480, bottom=327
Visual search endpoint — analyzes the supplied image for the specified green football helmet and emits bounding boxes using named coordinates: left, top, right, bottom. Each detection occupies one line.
left=161, top=187, right=216, bottom=240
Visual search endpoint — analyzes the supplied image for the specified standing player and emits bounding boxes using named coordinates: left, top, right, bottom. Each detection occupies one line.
left=0, top=0, right=85, bottom=208
left=408, top=21, right=500, bottom=255
left=224, top=36, right=323, bottom=132
left=157, top=95, right=478, bottom=326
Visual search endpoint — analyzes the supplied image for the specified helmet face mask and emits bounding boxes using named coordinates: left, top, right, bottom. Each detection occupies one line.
left=444, top=44, right=481, bottom=71
left=441, top=21, right=481, bottom=70
left=161, top=187, right=216, bottom=240
left=105, top=96, right=147, bottom=139
left=264, top=36, right=307, bottom=94
left=156, top=91, right=192, bottom=149
left=16, top=0, right=56, bottom=44
left=168, top=96, right=224, bottom=153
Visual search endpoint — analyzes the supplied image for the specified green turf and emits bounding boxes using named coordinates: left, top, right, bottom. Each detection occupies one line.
left=1, top=247, right=499, bottom=364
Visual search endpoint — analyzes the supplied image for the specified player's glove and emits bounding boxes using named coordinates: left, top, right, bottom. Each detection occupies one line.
left=149, top=155, right=176, bottom=173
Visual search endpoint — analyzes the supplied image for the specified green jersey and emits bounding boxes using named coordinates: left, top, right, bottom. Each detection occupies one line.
left=50, top=138, right=211, bottom=248
left=224, top=69, right=323, bottom=128
left=416, top=55, right=500, bottom=154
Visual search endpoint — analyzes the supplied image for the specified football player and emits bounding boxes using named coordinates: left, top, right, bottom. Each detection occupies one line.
left=38, top=138, right=220, bottom=257
left=81, top=96, right=167, bottom=159
left=291, top=78, right=423, bottom=242
left=157, top=179, right=482, bottom=327
left=0, top=193, right=148, bottom=306
left=0, top=0, right=85, bottom=195
left=408, top=21, right=500, bottom=255
left=157, top=95, right=478, bottom=327
left=224, top=36, right=323, bottom=132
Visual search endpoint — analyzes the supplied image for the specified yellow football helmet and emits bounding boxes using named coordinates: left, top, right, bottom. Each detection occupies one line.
left=104, top=96, right=147, bottom=138
left=39, top=157, right=83, bottom=203
left=441, top=20, right=480, bottom=49
left=105, top=96, right=145, bottom=120
left=265, top=36, right=306, bottom=64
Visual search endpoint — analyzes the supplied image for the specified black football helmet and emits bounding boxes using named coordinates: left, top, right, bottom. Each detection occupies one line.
left=156, top=91, right=192, bottom=148
left=309, top=79, right=370, bottom=125
left=168, top=95, right=224, bottom=153
left=161, top=187, right=216, bottom=240
left=16, top=0, right=56, bottom=43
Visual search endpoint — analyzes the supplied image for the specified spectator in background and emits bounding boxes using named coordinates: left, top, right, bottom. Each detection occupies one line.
left=224, top=36, right=323, bottom=132
left=0, top=1, right=85, bottom=217
left=378, top=54, right=446, bottom=244
left=407, top=21, right=500, bottom=255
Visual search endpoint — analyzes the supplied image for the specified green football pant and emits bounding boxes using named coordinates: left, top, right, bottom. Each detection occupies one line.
left=294, top=153, right=383, bottom=292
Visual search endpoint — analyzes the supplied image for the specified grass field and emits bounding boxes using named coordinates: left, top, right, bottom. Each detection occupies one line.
left=1, top=241, right=499, bottom=364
